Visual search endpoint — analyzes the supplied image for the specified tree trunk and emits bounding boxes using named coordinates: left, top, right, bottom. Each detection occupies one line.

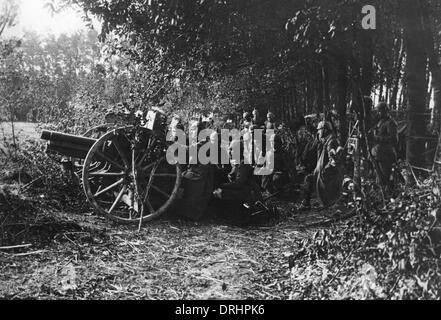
left=425, top=62, right=431, bottom=109
left=421, top=0, right=441, bottom=131
left=432, top=58, right=441, bottom=129
left=403, top=0, right=428, bottom=168
left=337, top=56, right=348, bottom=145
left=316, top=63, right=324, bottom=114
left=379, top=81, right=384, bottom=101
left=360, top=33, right=374, bottom=97
left=391, top=31, right=405, bottom=109
left=402, top=80, right=408, bottom=111
left=323, top=57, right=331, bottom=110
left=292, top=85, right=297, bottom=120
left=303, top=82, right=308, bottom=114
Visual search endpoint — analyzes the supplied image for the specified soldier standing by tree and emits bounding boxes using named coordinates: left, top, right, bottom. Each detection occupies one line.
left=370, top=102, right=398, bottom=192
left=300, top=121, right=341, bottom=210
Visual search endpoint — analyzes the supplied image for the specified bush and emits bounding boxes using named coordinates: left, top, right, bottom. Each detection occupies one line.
left=289, top=177, right=441, bottom=299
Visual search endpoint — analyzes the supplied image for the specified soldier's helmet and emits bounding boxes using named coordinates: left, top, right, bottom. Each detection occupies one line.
left=267, top=112, right=275, bottom=120
left=317, top=121, right=333, bottom=132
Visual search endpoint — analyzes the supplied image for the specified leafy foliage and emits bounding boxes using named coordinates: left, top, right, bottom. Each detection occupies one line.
left=289, top=178, right=441, bottom=299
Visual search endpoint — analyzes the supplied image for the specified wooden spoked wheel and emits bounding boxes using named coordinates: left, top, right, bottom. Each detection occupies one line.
left=82, top=126, right=182, bottom=224
left=72, top=124, right=116, bottom=183
left=83, top=124, right=114, bottom=139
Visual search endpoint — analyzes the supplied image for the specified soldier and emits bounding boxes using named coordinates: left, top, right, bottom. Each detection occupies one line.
left=261, top=134, right=291, bottom=194
left=209, top=130, right=232, bottom=188
left=370, top=102, right=398, bottom=190
left=301, top=130, right=320, bottom=175
left=170, top=115, right=185, bottom=142
left=249, top=108, right=265, bottom=165
left=265, top=112, right=276, bottom=130
left=213, top=140, right=261, bottom=205
left=240, top=112, right=252, bottom=131
left=300, top=121, right=341, bottom=210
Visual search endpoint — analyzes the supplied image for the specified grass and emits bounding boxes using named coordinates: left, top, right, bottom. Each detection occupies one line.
left=0, top=121, right=355, bottom=300
left=0, top=187, right=343, bottom=300
left=0, top=122, right=40, bottom=154
left=0, top=121, right=40, bottom=141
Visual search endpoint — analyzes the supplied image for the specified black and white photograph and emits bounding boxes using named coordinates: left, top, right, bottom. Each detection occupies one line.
left=1, top=0, right=441, bottom=303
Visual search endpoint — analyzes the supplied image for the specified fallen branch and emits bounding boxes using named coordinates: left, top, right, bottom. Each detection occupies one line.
left=325, top=247, right=360, bottom=286
left=0, top=244, right=32, bottom=250
left=303, top=208, right=357, bottom=228
left=12, top=250, right=47, bottom=257
left=20, top=176, right=43, bottom=192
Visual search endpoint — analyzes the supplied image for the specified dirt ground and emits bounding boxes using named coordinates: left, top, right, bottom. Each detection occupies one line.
left=0, top=184, right=351, bottom=300
left=0, top=122, right=352, bottom=300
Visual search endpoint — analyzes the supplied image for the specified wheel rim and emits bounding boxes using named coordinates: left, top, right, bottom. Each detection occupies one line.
left=73, top=124, right=114, bottom=183
left=82, top=126, right=182, bottom=224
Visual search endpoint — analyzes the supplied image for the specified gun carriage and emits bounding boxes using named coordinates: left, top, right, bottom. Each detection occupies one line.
left=41, top=109, right=182, bottom=225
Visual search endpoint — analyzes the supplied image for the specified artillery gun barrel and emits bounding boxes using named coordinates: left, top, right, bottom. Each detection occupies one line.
left=41, top=130, right=97, bottom=159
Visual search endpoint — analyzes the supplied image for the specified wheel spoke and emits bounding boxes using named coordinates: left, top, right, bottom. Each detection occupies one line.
left=137, top=149, right=150, bottom=167
left=88, top=162, right=103, bottom=171
left=142, top=157, right=164, bottom=171
left=121, top=132, right=132, bottom=146
left=143, top=160, right=160, bottom=203
left=83, top=127, right=179, bottom=224
left=94, top=178, right=124, bottom=198
left=108, top=185, right=127, bottom=214
left=145, top=199, right=155, bottom=214
left=130, top=189, right=135, bottom=209
left=95, top=151, right=125, bottom=171
left=136, top=136, right=156, bottom=166
left=151, top=185, right=170, bottom=199
left=112, top=138, right=130, bottom=168
left=89, top=172, right=125, bottom=177
left=132, top=147, right=143, bottom=216
left=141, top=161, right=157, bottom=173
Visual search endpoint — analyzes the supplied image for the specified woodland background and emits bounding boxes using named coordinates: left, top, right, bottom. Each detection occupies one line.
left=1, top=0, right=441, bottom=300
left=2, top=0, right=441, bottom=167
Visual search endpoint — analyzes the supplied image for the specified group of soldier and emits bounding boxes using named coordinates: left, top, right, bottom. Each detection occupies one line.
left=176, top=99, right=399, bottom=221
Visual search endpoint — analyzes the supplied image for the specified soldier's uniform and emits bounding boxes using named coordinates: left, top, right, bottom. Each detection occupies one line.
left=371, top=115, right=398, bottom=189
left=221, top=163, right=259, bottom=203
left=265, top=112, right=276, bottom=130
left=301, top=121, right=340, bottom=209
left=261, top=150, right=290, bottom=194
left=250, top=109, right=265, bottom=165
left=215, top=140, right=261, bottom=204
left=240, top=112, right=252, bottom=131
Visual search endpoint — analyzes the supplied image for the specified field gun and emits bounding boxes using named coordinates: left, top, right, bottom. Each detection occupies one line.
left=40, top=109, right=182, bottom=225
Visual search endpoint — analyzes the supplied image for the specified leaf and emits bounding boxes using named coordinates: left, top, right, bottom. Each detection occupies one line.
left=377, top=242, right=386, bottom=250
left=414, top=276, right=428, bottom=292
left=59, top=264, right=77, bottom=293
